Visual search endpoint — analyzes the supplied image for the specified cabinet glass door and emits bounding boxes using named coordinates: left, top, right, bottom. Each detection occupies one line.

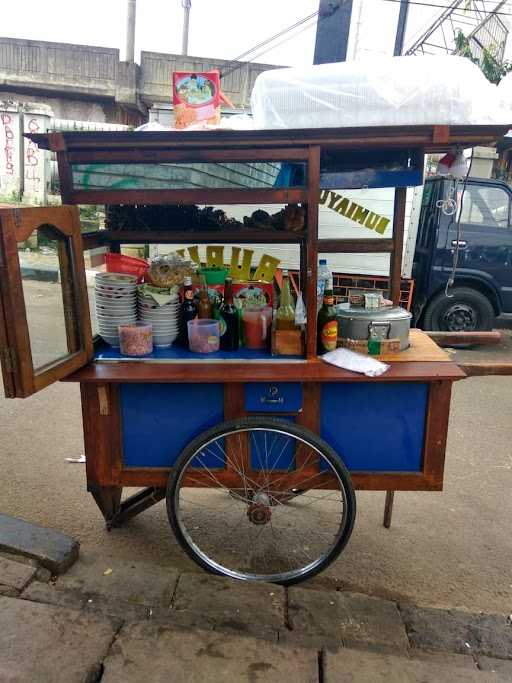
left=0, top=207, right=93, bottom=397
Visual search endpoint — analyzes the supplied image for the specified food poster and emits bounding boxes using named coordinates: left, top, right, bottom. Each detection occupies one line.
left=173, top=71, right=221, bottom=129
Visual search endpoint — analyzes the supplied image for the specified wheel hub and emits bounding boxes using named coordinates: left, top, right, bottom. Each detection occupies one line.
left=443, top=303, right=477, bottom=332
left=247, top=492, right=272, bottom=525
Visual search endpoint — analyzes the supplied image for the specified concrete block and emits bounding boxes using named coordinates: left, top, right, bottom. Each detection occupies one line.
left=0, top=596, right=116, bottom=683
left=324, top=647, right=509, bottom=682
left=401, top=604, right=512, bottom=660
left=21, top=581, right=85, bottom=611
left=101, top=621, right=319, bottom=683
left=0, top=556, right=37, bottom=590
left=58, top=554, right=179, bottom=609
left=477, top=656, right=512, bottom=676
left=0, top=586, right=19, bottom=597
left=289, top=588, right=409, bottom=653
left=0, top=513, right=79, bottom=574
left=172, top=572, right=285, bottom=637
left=411, top=649, right=478, bottom=669
left=20, top=263, right=59, bottom=283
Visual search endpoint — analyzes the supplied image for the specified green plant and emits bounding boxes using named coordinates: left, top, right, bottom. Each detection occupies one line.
left=455, top=30, right=512, bottom=84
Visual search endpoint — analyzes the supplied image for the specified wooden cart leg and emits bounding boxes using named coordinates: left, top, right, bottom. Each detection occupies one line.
left=108, top=487, right=166, bottom=529
left=383, top=491, right=395, bottom=529
left=89, top=485, right=122, bottom=528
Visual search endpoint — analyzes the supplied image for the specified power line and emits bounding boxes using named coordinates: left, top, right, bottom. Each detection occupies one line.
left=247, top=19, right=318, bottom=64
left=380, top=0, right=512, bottom=15
left=226, top=11, right=319, bottom=66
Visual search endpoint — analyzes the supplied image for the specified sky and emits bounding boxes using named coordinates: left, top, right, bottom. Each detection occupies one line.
left=1, top=0, right=510, bottom=66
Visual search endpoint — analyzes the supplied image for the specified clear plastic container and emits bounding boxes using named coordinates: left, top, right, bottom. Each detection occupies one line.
left=188, top=319, right=220, bottom=353
left=118, top=322, right=153, bottom=356
left=317, top=259, right=331, bottom=312
left=242, top=306, right=273, bottom=349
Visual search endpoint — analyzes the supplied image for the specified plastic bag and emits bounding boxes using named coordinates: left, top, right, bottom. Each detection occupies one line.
left=294, top=291, right=307, bottom=326
left=251, top=55, right=509, bottom=129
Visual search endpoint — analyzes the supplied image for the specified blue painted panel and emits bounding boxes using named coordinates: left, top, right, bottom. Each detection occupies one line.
left=120, top=383, right=224, bottom=468
left=245, top=383, right=303, bottom=413
left=320, top=383, right=428, bottom=472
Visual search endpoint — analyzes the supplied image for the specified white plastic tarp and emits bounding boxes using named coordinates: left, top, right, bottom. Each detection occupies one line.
left=251, top=55, right=511, bottom=129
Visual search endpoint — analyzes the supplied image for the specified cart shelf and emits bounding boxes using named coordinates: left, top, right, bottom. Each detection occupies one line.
left=94, top=343, right=301, bottom=363
left=94, top=230, right=307, bottom=244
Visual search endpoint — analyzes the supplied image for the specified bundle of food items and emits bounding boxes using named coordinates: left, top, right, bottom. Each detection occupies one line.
left=104, top=204, right=305, bottom=233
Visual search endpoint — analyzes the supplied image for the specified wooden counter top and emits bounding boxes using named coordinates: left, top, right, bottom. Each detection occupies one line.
left=65, top=359, right=465, bottom=384
left=64, top=329, right=464, bottom=384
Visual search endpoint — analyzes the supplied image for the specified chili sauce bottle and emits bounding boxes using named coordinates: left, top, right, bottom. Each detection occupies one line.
left=317, top=278, right=338, bottom=354
left=219, top=277, right=239, bottom=351
left=178, top=276, right=198, bottom=347
left=197, top=277, right=212, bottom=319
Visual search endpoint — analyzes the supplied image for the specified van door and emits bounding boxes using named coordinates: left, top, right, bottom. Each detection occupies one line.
left=0, top=207, right=93, bottom=398
left=445, top=180, right=512, bottom=312
left=412, top=178, right=443, bottom=316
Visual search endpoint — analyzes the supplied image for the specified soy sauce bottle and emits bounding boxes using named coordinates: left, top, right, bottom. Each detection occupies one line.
left=219, top=277, right=239, bottom=351
left=198, top=277, right=212, bottom=319
left=178, top=276, right=197, bottom=347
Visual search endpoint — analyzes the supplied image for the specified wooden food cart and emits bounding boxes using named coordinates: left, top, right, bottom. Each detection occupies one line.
left=0, top=125, right=508, bottom=585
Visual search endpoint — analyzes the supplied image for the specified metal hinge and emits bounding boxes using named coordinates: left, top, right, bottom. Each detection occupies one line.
left=2, top=347, right=18, bottom=373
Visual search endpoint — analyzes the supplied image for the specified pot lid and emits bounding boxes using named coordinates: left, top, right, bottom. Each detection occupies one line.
left=336, top=303, right=412, bottom=321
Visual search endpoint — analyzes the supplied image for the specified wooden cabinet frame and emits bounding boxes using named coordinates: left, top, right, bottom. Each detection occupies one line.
left=0, top=206, right=93, bottom=397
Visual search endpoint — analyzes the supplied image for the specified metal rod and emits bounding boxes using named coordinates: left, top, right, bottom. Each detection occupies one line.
left=182, top=0, right=192, bottom=56
left=125, top=0, right=136, bottom=62
left=394, top=0, right=410, bottom=55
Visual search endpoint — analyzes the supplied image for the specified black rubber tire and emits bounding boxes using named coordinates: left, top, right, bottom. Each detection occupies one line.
left=423, top=287, right=495, bottom=332
left=166, top=416, right=356, bottom=586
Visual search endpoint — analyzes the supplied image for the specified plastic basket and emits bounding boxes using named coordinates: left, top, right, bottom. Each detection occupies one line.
left=105, top=253, right=148, bottom=283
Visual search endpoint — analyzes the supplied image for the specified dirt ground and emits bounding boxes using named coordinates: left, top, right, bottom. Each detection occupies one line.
left=1, top=281, right=511, bottom=614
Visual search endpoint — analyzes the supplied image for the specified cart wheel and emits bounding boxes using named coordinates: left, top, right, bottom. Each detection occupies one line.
left=166, top=417, right=356, bottom=585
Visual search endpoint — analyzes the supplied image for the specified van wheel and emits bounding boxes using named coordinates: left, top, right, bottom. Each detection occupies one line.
left=423, top=287, right=495, bottom=332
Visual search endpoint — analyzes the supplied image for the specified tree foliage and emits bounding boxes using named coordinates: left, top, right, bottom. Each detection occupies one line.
left=455, top=30, right=512, bottom=84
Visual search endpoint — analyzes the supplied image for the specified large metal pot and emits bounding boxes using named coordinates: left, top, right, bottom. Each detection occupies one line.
left=336, top=303, right=412, bottom=351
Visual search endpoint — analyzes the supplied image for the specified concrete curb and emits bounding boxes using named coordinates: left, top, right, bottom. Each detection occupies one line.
left=1, top=550, right=511, bottom=681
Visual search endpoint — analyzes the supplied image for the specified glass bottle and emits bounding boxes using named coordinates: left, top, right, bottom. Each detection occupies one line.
left=178, top=275, right=198, bottom=347
left=317, top=278, right=338, bottom=354
left=219, top=277, right=239, bottom=351
left=198, top=277, right=212, bottom=319
left=276, top=270, right=296, bottom=331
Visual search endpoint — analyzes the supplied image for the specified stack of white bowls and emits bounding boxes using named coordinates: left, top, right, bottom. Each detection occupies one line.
left=95, top=273, right=137, bottom=347
left=137, top=290, right=179, bottom=348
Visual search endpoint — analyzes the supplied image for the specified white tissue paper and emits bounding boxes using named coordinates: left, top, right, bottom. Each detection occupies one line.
left=321, top=347, right=390, bottom=377
left=251, top=55, right=510, bottom=129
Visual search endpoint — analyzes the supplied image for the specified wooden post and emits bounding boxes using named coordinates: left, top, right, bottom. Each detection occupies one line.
left=383, top=490, right=394, bottom=528
left=306, top=145, right=321, bottom=359
left=385, top=186, right=407, bottom=524
left=390, top=187, right=407, bottom=306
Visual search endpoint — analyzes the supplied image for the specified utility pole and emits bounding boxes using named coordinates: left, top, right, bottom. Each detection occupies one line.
left=126, top=0, right=136, bottom=62
left=393, top=0, right=409, bottom=56
left=182, top=0, right=192, bottom=56
left=313, top=0, right=353, bottom=64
